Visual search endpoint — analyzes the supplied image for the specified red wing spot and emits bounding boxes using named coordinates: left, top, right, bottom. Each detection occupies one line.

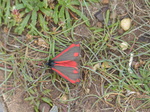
left=74, top=52, right=79, bottom=57
left=73, top=70, right=78, bottom=74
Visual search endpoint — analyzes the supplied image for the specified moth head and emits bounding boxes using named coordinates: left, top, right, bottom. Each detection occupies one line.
left=46, top=60, right=55, bottom=67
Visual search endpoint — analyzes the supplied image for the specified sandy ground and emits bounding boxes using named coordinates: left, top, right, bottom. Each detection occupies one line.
left=0, top=90, right=34, bottom=112
left=0, top=69, right=33, bottom=112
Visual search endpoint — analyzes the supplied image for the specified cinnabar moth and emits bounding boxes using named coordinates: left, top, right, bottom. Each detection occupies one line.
left=47, top=42, right=80, bottom=83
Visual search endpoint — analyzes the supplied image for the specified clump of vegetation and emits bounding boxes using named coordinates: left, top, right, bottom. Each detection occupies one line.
left=0, top=0, right=97, bottom=35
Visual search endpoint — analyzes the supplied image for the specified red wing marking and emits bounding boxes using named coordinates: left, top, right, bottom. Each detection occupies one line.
left=74, top=52, right=79, bottom=57
left=54, top=60, right=78, bottom=67
left=73, top=70, right=78, bottom=74
left=52, top=43, right=80, bottom=60
left=52, top=68, right=80, bottom=83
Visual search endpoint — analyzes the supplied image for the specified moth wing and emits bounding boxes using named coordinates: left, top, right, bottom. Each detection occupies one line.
left=52, top=66, right=80, bottom=83
left=52, top=42, right=80, bottom=61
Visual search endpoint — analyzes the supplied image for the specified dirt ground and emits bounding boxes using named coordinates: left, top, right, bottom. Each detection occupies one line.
left=0, top=0, right=150, bottom=112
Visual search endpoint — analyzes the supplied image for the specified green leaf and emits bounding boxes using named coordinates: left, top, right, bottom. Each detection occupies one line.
left=21, top=0, right=28, bottom=6
left=25, top=8, right=31, bottom=13
left=4, top=0, right=10, bottom=24
left=15, top=14, right=30, bottom=34
left=82, top=1, right=90, bottom=6
left=53, top=5, right=59, bottom=24
left=65, top=10, right=71, bottom=28
left=105, top=9, right=110, bottom=25
left=34, top=107, right=39, bottom=112
left=28, top=88, right=36, bottom=94
left=90, top=0, right=99, bottom=2
left=41, top=97, right=52, bottom=106
left=34, top=6, right=39, bottom=12
left=22, top=1, right=33, bottom=11
left=43, top=0, right=48, bottom=8
left=40, top=8, right=53, bottom=16
left=0, top=18, right=1, bottom=25
left=24, top=96, right=35, bottom=101
left=31, top=9, right=37, bottom=26
left=70, top=1, right=80, bottom=5
left=39, top=13, right=49, bottom=31
left=43, top=89, right=51, bottom=94
left=21, top=13, right=30, bottom=27
left=58, top=0, right=65, bottom=5
left=16, top=4, right=25, bottom=10
left=37, top=1, right=44, bottom=8
left=0, top=7, right=2, bottom=24
left=68, top=6, right=90, bottom=26
left=59, top=6, right=65, bottom=20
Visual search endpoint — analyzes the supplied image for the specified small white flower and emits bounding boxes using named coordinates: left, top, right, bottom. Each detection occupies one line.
left=12, top=6, right=16, bottom=10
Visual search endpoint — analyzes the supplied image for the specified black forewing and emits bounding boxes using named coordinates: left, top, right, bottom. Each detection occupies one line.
left=52, top=66, right=80, bottom=81
left=52, top=42, right=80, bottom=61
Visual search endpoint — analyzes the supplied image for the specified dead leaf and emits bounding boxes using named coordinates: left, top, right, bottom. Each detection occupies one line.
left=139, top=60, right=145, bottom=65
left=34, top=40, right=38, bottom=44
left=132, top=60, right=145, bottom=69
left=3, top=27, right=9, bottom=33
left=93, top=63, right=100, bottom=71
left=96, top=22, right=103, bottom=28
left=120, top=42, right=128, bottom=51
left=37, top=38, right=49, bottom=48
left=126, top=90, right=136, bottom=96
left=26, top=34, right=33, bottom=40
left=59, top=94, right=68, bottom=103
left=110, top=11, right=117, bottom=19
left=52, top=27, right=57, bottom=32
left=118, top=29, right=124, bottom=34
left=101, top=62, right=111, bottom=69
left=102, top=0, right=109, bottom=4
left=107, top=43, right=117, bottom=50
left=85, top=88, right=90, bottom=94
